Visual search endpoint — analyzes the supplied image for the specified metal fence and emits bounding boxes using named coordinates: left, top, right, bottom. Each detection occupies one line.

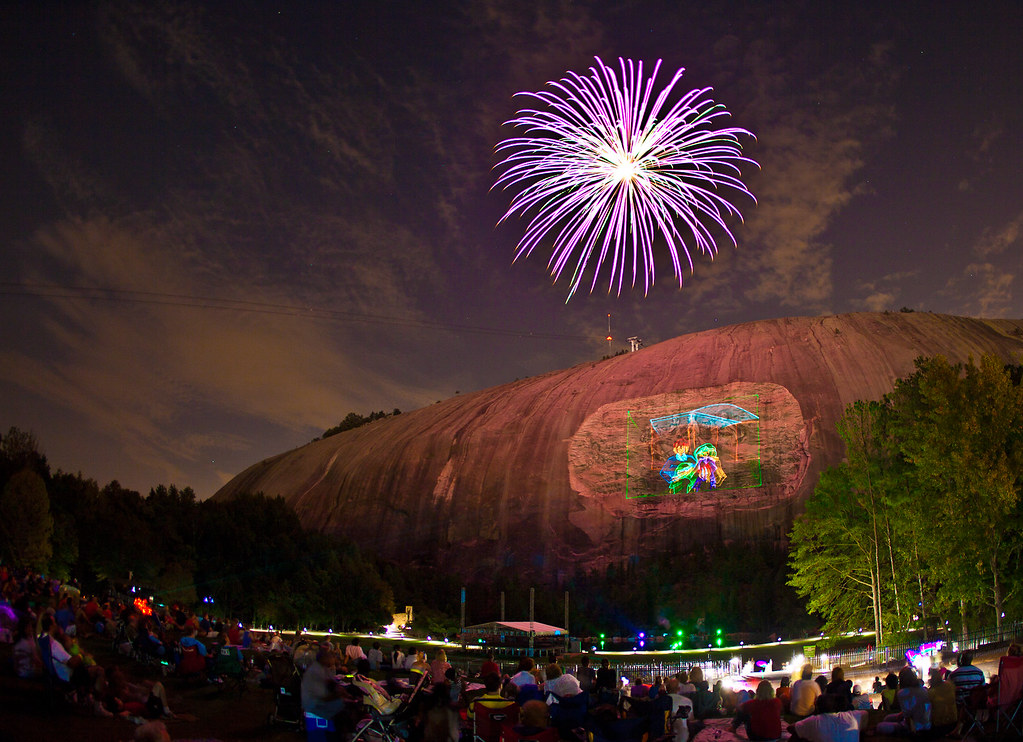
left=805, top=621, right=1023, bottom=672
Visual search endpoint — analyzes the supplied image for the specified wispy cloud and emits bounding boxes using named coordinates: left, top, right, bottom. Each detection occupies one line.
left=973, top=211, right=1023, bottom=259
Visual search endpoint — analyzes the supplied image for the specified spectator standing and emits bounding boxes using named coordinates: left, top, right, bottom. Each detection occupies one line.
left=301, top=647, right=355, bottom=725
left=575, top=655, right=596, bottom=693
left=595, top=658, right=616, bottom=694
left=479, top=651, right=500, bottom=678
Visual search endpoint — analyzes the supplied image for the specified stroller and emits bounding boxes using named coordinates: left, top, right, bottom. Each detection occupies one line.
left=265, top=654, right=303, bottom=728
left=351, top=670, right=432, bottom=742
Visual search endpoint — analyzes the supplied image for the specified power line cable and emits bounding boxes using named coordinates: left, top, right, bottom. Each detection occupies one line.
left=0, top=281, right=596, bottom=341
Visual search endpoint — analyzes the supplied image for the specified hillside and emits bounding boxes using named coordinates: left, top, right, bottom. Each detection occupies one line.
left=214, top=312, right=1023, bottom=579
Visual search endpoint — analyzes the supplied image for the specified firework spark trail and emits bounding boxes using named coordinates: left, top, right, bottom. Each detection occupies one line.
left=494, top=56, right=758, bottom=301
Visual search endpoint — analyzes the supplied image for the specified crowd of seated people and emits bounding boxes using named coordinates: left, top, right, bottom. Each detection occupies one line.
left=6, top=566, right=1021, bottom=742
left=0, top=567, right=183, bottom=725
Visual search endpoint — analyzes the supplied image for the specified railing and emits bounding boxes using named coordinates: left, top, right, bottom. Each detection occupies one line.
left=797, top=621, right=1023, bottom=673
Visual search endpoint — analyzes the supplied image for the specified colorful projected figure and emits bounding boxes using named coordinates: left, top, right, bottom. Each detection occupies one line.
left=693, top=443, right=726, bottom=491
left=660, top=440, right=726, bottom=493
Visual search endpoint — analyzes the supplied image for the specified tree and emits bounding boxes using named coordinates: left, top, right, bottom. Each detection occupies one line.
left=789, top=465, right=885, bottom=639
left=0, top=469, right=53, bottom=570
left=888, top=355, right=1023, bottom=633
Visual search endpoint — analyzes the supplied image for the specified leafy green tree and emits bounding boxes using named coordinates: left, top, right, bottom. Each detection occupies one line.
left=0, top=469, right=53, bottom=570
left=888, top=355, right=1023, bottom=633
left=789, top=465, right=884, bottom=639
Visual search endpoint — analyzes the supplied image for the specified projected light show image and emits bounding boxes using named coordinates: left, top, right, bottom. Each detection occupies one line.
left=626, top=397, right=762, bottom=499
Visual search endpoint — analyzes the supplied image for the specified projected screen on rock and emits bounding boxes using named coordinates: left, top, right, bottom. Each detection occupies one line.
left=625, top=395, right=762, bottom=499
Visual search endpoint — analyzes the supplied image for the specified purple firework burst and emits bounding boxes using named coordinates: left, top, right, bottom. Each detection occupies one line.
left=494, top=56, right=757, bottom=301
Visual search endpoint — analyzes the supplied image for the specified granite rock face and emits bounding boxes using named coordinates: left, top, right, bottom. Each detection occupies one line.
left=214, top=312, right=1023, bottom=579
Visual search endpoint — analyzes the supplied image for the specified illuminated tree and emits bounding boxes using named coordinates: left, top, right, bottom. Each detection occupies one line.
left=790, top=464, right=889, bottom=641
left=888, top=355, right=1023, bottom=634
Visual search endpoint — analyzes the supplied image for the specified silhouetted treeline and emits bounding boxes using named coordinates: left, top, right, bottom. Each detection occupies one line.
left=317, top=409, right=402, bottom=440
left=0, top=427, right=393, bottom=631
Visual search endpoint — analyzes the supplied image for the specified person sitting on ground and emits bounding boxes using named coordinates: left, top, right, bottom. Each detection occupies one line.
left=391, top=645, right=406, bottom=670
left=691, top=670, right=721, bottom=720
left=410, top=650, right=430, bottom=676
left=927, top=666, right=957, bottom=737
left=875, top=666, right=931, bottom=736
left=508, top=657, right=538, bottom=691
left=226, top=619, right=242, bottom=646
left=404, top=648, right=419, bottom=671
left=343, top=636, right=367, bottom=664
left=824, top=666, right=853, bottom=711
left=430, top=648, right=452, bottom=683
left=368, top=640, right=384, bottom=671
left=54, top=596, right=76, bottom=637
left=850, top=684, right=872, bottom=710
left=790, top=663, right=822, bottom=717
left=545, top=663, right=581, bottom=697
left=100, top=665, right=173, bottom=718
left=301, top=647, right=356, bottom=726
left=676, top=669, right=696, bottom=695
left=479, top=650, right=500, bottom=679
left=880, top=672, right=900, bottom=712
left=872, top=676, right=884, bottom=695
left=630, top=675, right=651, bottom=698
left=13, top=616, right=42, bottom=679
left=468, top=673, right=509, bottom=720
left=949, top=651, right=986, bottom=706
left=732, top=680, right=783, bottom=742
left=814, top=675, right=828, bottom=695
left=666, top=677, right=694, bottom=719
left=789, top=695, right=868, bottom=742
left=776, top=675, right=792, bottom=711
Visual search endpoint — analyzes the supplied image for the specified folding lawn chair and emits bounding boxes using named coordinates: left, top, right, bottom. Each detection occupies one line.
left=473, top=700, right=519, bottom=742
left=961, top=683, right=990, bottom=741
left=210, top=644, right=248, bottom=694
left=994, top=655, right=1023, bottom=739
left=266, top=654, right=303, bottom=728
left=548, top=692, right=589, bottom=737
left=177, top=645, right=207, bottom=680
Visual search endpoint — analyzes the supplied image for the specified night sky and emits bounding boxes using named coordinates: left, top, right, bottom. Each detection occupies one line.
left=2, top=1, right=1021, bottom=497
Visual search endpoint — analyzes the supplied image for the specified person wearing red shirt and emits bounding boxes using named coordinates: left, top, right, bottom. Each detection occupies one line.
left=480, top=651, right=500, bottom=678
left=732, top=680, right=783, bottom=741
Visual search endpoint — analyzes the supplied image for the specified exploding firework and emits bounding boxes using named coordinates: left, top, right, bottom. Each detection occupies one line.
left=494, top=56, right=757, bottom=301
